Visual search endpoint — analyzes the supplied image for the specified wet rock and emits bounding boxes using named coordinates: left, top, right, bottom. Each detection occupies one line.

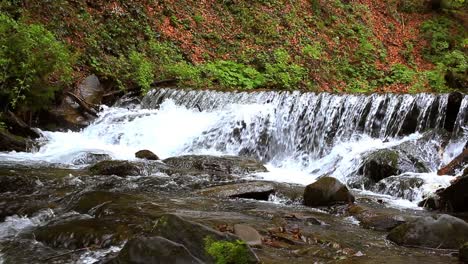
left=460, top=242, right=468, bottom=263
left=71, top=191, right=139, bottom=213
left=152, top=214, right=259, bottom=263
left=358, top=149, right=400, bottom=185
left=0, top=175, right=36, bottom=194
left=234, top=224, right=263, bottom=246
left=303, top=177, right=354, bottom=207
left=89, top=160, right=143, bottom=176
left=163, top=155, right=267, bottom=176
left=0, top=130, right=28, bottom=152
left=72, top=152, right=111, bottom=165
left=373, top=173, right=425, bottom=201
left=358, top=146, right=430, bottom=187
left=89, top=160, right=171, bottom=177
left=135, top=149, right=159, bottom=160
left=387, top=214, right=468, bottom=249
left=444, top=92, right=463, bottom=133
left=438, top=148, right=467, bottom=176
left=198, top=182, right=275, bottom=200
left=0, top=239, right=74, bottom=264
left=107, top=236, right=203, bottom=264
left=272, top=183, right=305, bottom=203
left=34, top=217, right=131, bottom=249
left=348, top=205, right=406, bottom=231
left=437, top=175, right=468, bottom=212
left=0, top=195, right=50, bottom=221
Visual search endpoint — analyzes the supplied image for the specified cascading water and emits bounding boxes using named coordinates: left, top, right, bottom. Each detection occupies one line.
left=0, top=89, right=466, bottom=206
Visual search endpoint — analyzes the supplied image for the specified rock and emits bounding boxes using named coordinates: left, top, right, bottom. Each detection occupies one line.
left=303, top=177, right=354, bottom=207
left=460, top=242, right=468, bottom=263
left=198, top=182, right=275, bottom=200
left=358, top=149, right=400, bottom=185
left=444, top=92, right=463, bottom=133
left=438, top=148, right=467, bottom=176
left=135, top=149, right=159, bottom=160
left=43, top=74, right=104, bottom=131
left=89, top=160, right=143, bottom=176
left=358, top=146, right=430, bottom=187
left=0, top=175, right=36, bottom=194
left=70, top=191, right=138, bottom=214
left=234, top=224, right=263, bottom=246
left=106, top=236, right=203, bottom=264
left=71, top=152, right=111, bottom=165
left=152, top=214, right=259, bottom=263
left=437, top=175, right=468, bottom=212
left=387, top=214, right=468, bottom=249
left=33, top=217, right=131, bottom=249
left=3, top=110, right=41, bottom=139
left=163, top=155, right=267, bottom=176
left=373, top=173, right=425, bottom=201
left=0, top=130, right=29, bottom=152
left=348, top=205, right=406, bottom=231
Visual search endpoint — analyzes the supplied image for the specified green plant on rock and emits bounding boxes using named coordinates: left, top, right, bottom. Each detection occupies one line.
left=0, top=13, right=73, bottom=111
left=204, top=237, right=251, bottom=264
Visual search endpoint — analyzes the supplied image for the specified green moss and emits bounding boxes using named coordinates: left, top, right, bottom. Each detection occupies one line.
left=204, top=237, right=252, bottom=264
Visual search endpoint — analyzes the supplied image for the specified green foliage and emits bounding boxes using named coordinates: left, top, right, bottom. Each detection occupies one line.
left=421, top=17, right=453, bottom=58
left=382, top=64, right=416, bottom=84
left=264, top=49, right=307, bottom=89
left=166, top=62, right=203, bottom=87
left=0, top=13, right=73, bottom=110
left=204, top=60, right=265, bottom=89
left=128, top=51, right=155, bottom=93
left=302, top=42, right=323, bottom=60
left=204, top=237, right=251, bottom=264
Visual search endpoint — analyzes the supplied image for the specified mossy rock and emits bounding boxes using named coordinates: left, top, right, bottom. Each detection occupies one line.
left=151, top=214, right=259, bottom=263
left=387, top=214, right=468, bottom=249
left=107, top=236, right=203, bottom=264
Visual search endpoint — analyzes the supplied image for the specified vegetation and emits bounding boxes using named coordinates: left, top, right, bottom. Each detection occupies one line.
left=0, top=13, right=73, bottom=111
left=204, top=237, right=252, bottom=264
left=0, top=0, right=466, bottom=115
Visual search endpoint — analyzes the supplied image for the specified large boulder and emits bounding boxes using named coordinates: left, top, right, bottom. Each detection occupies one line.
left=151, top=214, right=259, bottom=263
left=197, top=182, right=275, bottom=200
left=45, top=74, right=104, bottom=130
left=358, top=146, right=430, bottom=187
left=387, top=214, right=468, bottom=249
left=106, top=236, right=203, bottom=264
left=303, top=177, right=354, bottom=207
left=163, top=155, right=267, bottom=176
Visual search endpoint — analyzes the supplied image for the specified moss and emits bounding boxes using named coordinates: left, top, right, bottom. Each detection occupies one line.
left=204, top=237, right=253, bottom=264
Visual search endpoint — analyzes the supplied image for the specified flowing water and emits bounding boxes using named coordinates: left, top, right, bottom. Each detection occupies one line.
left=0, top=89, right=467, bottom=263
left=1, top=90, right=467, bottom=202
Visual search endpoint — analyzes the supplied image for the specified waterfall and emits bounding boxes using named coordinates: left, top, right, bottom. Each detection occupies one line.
left=0, top=88, right=466, bottom=206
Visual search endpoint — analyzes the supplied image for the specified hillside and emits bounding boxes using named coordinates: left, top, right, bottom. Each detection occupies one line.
left=0, top=0, right=467, bottom=116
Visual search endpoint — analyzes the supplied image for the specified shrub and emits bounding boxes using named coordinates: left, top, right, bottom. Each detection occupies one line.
left=382, top=64, right=416, bottom=84
left=264, top=49, right=307, bottom=89
left=203, top=60, right=265, bottom=89
left=0, top=13, right=73, bottom=110
left=128, top=51, right=155, bottom=93
left=302, top=42, right=323, bottom=60
left=204, top=237, right=252, bottom=264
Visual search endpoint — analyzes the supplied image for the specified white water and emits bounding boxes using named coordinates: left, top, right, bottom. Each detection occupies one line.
left=0, top=90, right=466, bottom=208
